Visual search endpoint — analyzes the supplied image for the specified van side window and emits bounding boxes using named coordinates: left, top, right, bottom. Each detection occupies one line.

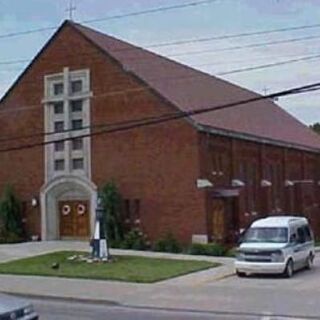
left=303, top=225, right=312, bottom=242
left=297, top=227, right=306, bottom=243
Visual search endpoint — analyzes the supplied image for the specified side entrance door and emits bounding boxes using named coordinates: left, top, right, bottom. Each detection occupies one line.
left=211, top=198, right=225, bottom=242
left=59, top=200, right=90, bottom=239
left=211, top=197, right=239, bottom=244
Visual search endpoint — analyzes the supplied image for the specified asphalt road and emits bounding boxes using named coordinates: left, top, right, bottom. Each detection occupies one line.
left=28, top=297, right=313, bottom=320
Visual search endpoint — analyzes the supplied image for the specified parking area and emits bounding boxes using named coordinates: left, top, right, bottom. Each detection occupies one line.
left=215, top=255, right=320, bottom=289
left=132, top=255, right=320, bottom=318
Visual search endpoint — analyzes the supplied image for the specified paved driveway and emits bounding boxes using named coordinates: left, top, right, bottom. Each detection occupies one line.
left=134, top=256, right=320, bottom=318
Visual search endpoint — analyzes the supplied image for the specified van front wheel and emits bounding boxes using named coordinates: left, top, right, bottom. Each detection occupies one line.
left=284, top=259, right=294, bottom=278
left=306, top=254, right=314, bottom=270
left=236, top=270, right=246, bottom=277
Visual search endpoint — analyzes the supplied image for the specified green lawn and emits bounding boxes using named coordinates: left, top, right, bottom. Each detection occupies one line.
left=0, top=251, right=219, bottom=283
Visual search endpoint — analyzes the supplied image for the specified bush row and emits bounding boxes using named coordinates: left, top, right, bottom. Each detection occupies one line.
left=109, top=230, right=235, bottom=257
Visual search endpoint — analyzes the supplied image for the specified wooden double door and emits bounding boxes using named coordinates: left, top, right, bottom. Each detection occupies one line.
left=59, top=200, right=90, bottom=238
left=211, top=198, right=239, bottom=244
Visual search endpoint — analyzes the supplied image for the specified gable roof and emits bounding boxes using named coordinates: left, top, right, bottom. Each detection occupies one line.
left=2, top=20, right=320, bottom=152
left=70, top=22, right=320, bottom=152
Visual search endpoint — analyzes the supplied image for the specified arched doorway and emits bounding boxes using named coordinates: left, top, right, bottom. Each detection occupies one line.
left=40, top=176, right=97, bottom=240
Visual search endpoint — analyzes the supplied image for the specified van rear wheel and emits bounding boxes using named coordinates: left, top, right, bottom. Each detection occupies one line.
left=284, top=259, right=294, bottom=278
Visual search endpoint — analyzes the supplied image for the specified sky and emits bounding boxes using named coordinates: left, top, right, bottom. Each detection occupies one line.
left=0, top=0, right=320, bottom=124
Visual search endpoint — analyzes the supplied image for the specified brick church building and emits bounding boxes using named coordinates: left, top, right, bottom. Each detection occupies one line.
left=0, top=20, right=319, bottom=244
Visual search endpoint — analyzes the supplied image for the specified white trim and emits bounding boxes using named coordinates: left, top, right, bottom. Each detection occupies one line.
left=43, top=68, right=92, bottom=182
left=261, top=179, right=272, bottom=187
left=196, top=179, right=213, bottom=188
left=231, top=179, right=245, bottom=187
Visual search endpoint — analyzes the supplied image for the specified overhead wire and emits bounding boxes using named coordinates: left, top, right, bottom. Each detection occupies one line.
left=168, top=34, right=320, bottom=57
left=3, top=31, right=320, bottom=67
left=0, top=0, right=216, bottom=39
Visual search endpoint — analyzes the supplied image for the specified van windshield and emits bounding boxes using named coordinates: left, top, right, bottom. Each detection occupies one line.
left=243, top=227, right=288, bottom=243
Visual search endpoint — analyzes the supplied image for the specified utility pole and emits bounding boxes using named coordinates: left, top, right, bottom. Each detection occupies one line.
left=66, top=0, right=76, bottom=21
left=263, top=86, right=278, bottom=101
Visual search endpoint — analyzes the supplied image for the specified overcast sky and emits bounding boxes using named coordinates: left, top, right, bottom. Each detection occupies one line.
left=1, top=0, right=320, bottom=124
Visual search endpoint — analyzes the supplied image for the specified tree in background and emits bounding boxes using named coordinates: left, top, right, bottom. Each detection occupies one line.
left=310, top=123, right=320, bottom=135
left=99, top=181, right=124, bottom=244
left=0, top=185, right=24, bottom=243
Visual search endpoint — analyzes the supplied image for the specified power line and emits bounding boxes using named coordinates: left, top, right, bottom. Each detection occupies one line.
left=169, top=34, right=320, bottom=57
left=0, top=81, right=319, bottom=153
left=146, top=23, right=320, bottom=48
left=0, top=0, right=216, bottom=40
left=217, top=53, right=320, bottom=75
left=81, top=0, right=216, bottom=24
left=2, top=30, right=320, bottom=68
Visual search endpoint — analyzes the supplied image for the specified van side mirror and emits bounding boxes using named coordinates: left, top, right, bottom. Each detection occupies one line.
left=290, top=234, right=297, bottom=243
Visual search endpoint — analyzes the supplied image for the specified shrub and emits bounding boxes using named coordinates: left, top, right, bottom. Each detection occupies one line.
left=109, top=239, right=123, bottom=249
left=189, top=243, right=227, bottom=256
left=153, top=233, right=182, bottom=253
left=0, top=230, right=22, bottom=244
left=100, top=181, right=124, bottom=243
left=121, top=229, right=148, bottom=251
left=225, top=247, right=237, bottom=257
left=0, top=185, right=24, bottom=243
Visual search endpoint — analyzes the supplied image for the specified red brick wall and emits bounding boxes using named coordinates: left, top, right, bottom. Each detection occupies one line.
left=199, top=133, right=320, bottom=240
left=0, top=24, right=207, bottom=243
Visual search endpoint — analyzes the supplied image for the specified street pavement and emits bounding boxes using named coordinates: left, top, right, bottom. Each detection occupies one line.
left=24, top=296, right=316, bottom=320
left=1, top=241, right=320, bottom=319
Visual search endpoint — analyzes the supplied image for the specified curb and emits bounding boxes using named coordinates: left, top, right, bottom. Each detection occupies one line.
left=2, top=291, right=121, bottom=307
left=190, top=270, right=235, bottom=287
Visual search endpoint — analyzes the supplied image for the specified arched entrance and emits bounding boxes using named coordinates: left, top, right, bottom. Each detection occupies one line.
left=40, top=176, right=97, bottom=240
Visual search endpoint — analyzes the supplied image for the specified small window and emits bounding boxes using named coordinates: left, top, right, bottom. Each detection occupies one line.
left=303, top=225, right=312, bottom=242
left=53, top=102, right=64, bottom=114
left=71, top=80, right=83, bottom=93
left=297, top=227, right=306, bottom=244
left=54, top=159, right=65, bottom=171
left=70, top=100, right=83, bottom=113
left=54, top=121, right=64, bottom=133
left=53, top=83, right=63, bottom=95
left=124, top=199, right=131, bottom=221
left=72, top=138, right=83, bottom=150
left=72, top=158, right=84, bottom=170
left=133, top=199, right=140, bottom=219
left=72, top=119, right=83, bottom=130
left=54, top=141, right=64, bottom=152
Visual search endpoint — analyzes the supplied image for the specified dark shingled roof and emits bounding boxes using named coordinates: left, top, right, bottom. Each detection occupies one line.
left=71, top=22, right=320, bottom=152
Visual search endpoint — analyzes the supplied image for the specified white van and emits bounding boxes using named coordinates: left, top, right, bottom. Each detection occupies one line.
left=235, top=216, right=315, bottom=278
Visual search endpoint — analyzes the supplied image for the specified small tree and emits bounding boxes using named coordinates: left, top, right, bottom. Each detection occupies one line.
left=100, top=181, right=124, bottom=243
left=0, top=185, right=23, bottom=242
left=310, top=123, right=320, bottom=135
